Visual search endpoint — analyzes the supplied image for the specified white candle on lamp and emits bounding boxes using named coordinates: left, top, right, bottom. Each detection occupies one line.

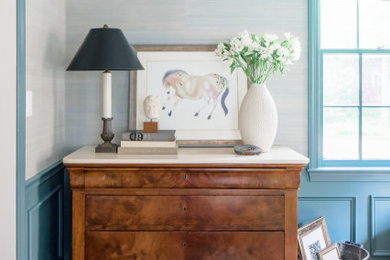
left=102, top=71, right=112, bottom=118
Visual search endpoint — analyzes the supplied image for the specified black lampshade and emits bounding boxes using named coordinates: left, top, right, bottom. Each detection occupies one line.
left=67, top=26, right=144, bottom=71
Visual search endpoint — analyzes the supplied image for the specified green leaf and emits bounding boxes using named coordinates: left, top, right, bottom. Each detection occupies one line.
left=251, top=34, right=257, bottom=42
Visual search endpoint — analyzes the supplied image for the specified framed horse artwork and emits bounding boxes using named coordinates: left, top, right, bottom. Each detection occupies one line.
left=129, top=45, right=247, bottom=146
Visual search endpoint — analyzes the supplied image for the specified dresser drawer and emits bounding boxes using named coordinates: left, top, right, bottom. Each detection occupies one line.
left=185, top=168, right=300, bottom=189
left=187, top=231, right=284, bottom=260
left=85, top=231, right=284, bottom=260
left=86, top=195, right=186, bottom=228
left=186, top=195, right=284, bottom=229
left=79, top=167, right=300, bottom=189
left=85, top=195, right=284, bottom=230
left=83, top=168, right=187, bottom=188
left=85, top=231, right=186, bottom=260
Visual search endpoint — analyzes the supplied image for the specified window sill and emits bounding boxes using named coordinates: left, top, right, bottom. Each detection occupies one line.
left=308, top=167, right=390, bottom=182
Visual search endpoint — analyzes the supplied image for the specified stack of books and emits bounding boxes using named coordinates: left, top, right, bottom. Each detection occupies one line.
left=117, top=130, right=177, bottom=155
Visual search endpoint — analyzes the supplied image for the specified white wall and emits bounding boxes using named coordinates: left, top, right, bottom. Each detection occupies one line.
left=0, top=0, right=16, bottom=258
left=26, top=0, right=67, bottom=179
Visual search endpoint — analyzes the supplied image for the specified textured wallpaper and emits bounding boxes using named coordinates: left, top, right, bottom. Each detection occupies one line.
left=65, top=0, right=308, bottom=155
left=26, top=0, right=66, bottom=179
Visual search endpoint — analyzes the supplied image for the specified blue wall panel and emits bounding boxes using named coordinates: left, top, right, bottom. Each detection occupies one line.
left=371, top=196, right=390, bottom=257
left=25, top=162, right=65, bottom=260
left=298, top=197, right=356, bottom=243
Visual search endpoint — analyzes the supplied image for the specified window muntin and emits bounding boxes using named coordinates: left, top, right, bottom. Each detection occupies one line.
left=315, top=0, right=390, bottom=166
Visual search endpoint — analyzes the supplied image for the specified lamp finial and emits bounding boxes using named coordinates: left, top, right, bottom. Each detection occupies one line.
left=103, top=24, right=109, bottom=29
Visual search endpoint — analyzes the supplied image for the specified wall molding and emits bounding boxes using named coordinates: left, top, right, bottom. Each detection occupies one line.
left=370, top=196, right=390, bottom=257
left=25, top=161, right=65, bottom=260
left=298, top=197, right=357, bottom=242
left=309, top=168, right=390, bottom=182
left=16, top=0, right=26, bottom=258
left=26, top=161, right=64, bottom=193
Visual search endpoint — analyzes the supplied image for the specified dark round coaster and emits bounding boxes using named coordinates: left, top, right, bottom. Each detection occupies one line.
left=234, top=145, right=263, bottom=155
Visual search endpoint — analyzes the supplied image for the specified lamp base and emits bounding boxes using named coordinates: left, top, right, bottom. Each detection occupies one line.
left=95, top=117, right=117, bottom=153
left=95, top=142, right=118, bottom=153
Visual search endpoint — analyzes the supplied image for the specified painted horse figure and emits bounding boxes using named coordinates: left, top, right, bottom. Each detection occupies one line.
left=162, top=70, right=229, bottom=120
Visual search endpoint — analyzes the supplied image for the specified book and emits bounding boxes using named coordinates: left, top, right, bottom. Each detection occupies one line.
left=122, top=130, right=176, bottom=142
left=117, top=146, right=178, bottom=155
left=120, top=140, right=177, bottom=148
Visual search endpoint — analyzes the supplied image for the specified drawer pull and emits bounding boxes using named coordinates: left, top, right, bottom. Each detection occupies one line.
left=182, top=242, right=187, bottom=248
left=182, top=206, right=187, bottom=211
left=184, top=174, right=188, bottom=180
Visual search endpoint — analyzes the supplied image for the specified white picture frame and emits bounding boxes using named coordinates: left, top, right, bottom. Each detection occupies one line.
left=318, top=243, right=341, bottom=260
left=298, top=216, right=332, bottom=260
left=129, top=45, right=247, bottom=145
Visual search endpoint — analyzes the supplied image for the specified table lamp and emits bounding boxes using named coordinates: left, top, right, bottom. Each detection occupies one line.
left=67, top=25, right=144, bottom=153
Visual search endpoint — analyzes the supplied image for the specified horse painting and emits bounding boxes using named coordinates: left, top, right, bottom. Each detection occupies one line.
left=162, top=70, right=229, bottom=120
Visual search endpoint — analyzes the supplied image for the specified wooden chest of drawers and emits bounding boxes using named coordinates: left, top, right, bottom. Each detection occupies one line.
left=64, top=146, right=308, bottom=260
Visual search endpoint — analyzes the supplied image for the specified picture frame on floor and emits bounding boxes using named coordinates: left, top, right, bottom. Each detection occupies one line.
left=298, top=216, right=331, bottom=260
left=318, top=243, right=341, bottom=260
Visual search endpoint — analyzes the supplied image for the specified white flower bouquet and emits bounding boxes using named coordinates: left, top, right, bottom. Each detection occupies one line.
left=215, top=31, right=301, bottom=84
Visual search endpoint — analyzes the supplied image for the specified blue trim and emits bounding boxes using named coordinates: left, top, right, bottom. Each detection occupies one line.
left=25, top=162, right=65, bottom=260
left=358, top=53, right=363, bottom=159
left=321, top=160, right=390, bottom=168
left=27, top=185, right=63, bottom=259
left=16, top=0, right=26, bottom=258
left=308, top=0, right=390, bottom=181
left=321, top=49, right=390, bottom=54
left=25, top=161, right=63, bottom=190
left=309, top=168, right=390, bottom=182
left=370, top=196, right=390, bottom=256
left=25, top=161, right=63, bottom=208
left=308, top=0, right=321, bottom=170
left=63, top=168, right=72, bottom=260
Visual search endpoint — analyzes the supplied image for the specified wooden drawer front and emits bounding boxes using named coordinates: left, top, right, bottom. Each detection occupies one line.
left=86, top=195, right=284, bottom=230
left=187, top=232, right=284, bottom=260
left=85, top=231, right=284, bottom=260
left=85, top=231, right=186, bottom=260
left=86, top=195, right=186, bottom=228
left=186, top=195, right=284, bottom=230
left=80, top=167, right=300, bottom=189
left=186, top=168, right=300, bottom=189
left=84, top=169, right=187, bottom=188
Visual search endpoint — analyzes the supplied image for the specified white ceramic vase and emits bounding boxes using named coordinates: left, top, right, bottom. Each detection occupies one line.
left=239, top=83, right=277, bottom=152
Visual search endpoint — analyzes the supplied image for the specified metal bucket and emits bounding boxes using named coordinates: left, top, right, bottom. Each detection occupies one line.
left=339, top=242, right=370, bottom=260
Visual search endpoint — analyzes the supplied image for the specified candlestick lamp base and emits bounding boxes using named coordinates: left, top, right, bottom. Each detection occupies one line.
left=95, top=117, right=118, bottom=153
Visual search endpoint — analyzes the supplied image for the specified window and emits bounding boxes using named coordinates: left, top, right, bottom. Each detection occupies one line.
left=309, top=0, right=390, bottom=180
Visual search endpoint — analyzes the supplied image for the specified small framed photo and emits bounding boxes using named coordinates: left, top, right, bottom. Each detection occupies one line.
left=298, top=216, right=331, bottom=260
left=318, top=243, right=341, bottom=260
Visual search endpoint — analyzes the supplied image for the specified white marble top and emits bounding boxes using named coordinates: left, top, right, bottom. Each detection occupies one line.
left=63, top=146, right=309, bottom=165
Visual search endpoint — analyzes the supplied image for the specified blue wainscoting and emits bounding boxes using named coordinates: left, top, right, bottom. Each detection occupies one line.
left=298, top=197, right=356, bottom=243
left=25, top=163, right=390, bottom=260
left=298, top=170, right=390, bottom=259
left=25, top=161, right=69, bottom=260
left=371, top=196, right=390, bottom=257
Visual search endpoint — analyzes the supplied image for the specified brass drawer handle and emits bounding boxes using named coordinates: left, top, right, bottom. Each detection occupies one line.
left=184, top=174, right=188, bottom=180
left=182, top=242, right=187, bottom=248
